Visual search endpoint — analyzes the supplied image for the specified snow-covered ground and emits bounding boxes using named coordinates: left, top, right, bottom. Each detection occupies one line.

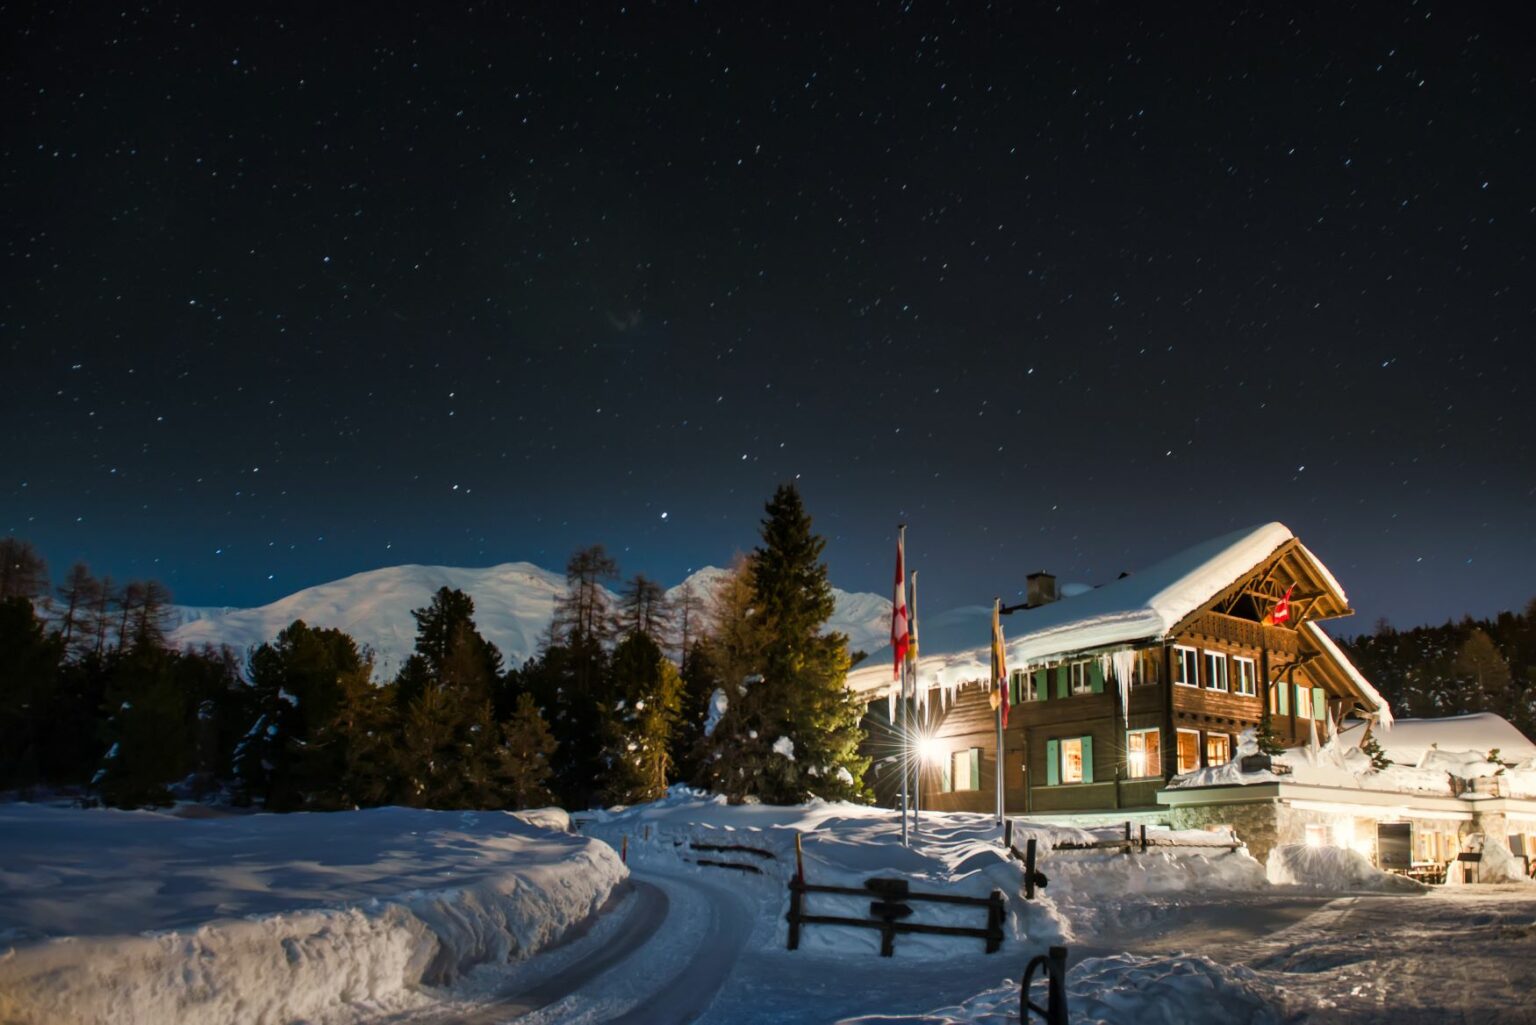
left=0, top=804, right=626, bottom=1025
left=5, top=797, right=1534, bottom=1025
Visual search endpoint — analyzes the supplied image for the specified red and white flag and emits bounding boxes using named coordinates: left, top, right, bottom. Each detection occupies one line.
left=891, top=529, right=910, bottom=678
left=1270, top=584, right=1295, bottom=625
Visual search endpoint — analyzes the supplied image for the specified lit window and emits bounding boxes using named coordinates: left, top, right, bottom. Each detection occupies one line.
left=1206, top=733, right=1232, bottom=766
left=951, top=748, right=980, bottom=791
left=1174, top=646, right=1199, bottom=687
left=1204, top=651, right=1229, bottom=692
left=1060, top=738, right=1084, bottom=783
left=1070, top=661, right=1092, bottom=695
left=1176, top=728, right=1201, bottom=773
left=1233, top=657, right=1257, bottom=697
left=1127, top=728, right=1160, bottom=778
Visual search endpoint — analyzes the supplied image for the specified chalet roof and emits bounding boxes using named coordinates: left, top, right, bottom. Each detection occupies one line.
left=1003, top=521, right=1338, bottom=665
left=846, top=522, right=1367, bottom=708
left=1299, top=620, right=1394, bottom=725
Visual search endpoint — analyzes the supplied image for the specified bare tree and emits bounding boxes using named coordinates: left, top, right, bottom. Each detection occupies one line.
left=615, top=574, right=673, bottom=647
left=0, top=538, right=48, bottom=600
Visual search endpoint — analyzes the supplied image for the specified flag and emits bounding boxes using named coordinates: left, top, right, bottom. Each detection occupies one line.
left=991, top=599, right=1009, bottom=729
left=891, top=529, right=909, bottom=678
left=908, top=570, right=920, bottom=668
left=1269, top=584, right=1295, bottom=626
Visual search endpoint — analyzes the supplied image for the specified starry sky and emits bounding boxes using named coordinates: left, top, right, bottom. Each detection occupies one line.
left=4, top=3, right=1533, bottom=630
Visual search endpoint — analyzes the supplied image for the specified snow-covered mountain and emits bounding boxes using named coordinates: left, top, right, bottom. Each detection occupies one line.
left=168, top=562, right=891, bottom=679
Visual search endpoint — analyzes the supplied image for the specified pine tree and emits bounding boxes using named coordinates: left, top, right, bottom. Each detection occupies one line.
left=537, top=546, right=620, bottom=806
left=601, top=631, right=682, bottom=804
left=0, top=597, right=67, bottom=790
left=495, top=692, right=558, bottom=809
left=1254, top=703, right=1286, bottom=756
left=695, top=485, right=870, bottom=804
left=1360, top=730, right=1392, bottom=771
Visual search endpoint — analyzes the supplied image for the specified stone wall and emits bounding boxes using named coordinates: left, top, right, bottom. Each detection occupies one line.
left=1168, top=800, right=1281, bottom=862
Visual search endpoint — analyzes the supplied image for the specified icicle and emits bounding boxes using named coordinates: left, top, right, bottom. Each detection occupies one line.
left=1306, top=716, right=1320, bottom=763
left=887, top=688, right=896, bottom=723
left=1110, top=650, right=1137, bottom=728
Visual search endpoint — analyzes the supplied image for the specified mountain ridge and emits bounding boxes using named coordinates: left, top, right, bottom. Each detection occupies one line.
left=167, top=561, right=892, bottom=679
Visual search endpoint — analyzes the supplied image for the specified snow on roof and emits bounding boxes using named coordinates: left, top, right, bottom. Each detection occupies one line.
left=1373, top=713, right=1536, bottom=766
left=1004, top=522, right=1299, bottom=666
left=1300, top=620, right=1392, bottom=725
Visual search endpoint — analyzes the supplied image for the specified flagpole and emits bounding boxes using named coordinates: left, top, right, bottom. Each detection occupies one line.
left=995, top=598, right=1005, bottom=828
left=898, top=524, right=909, bottom=848
left=910, top=570, right=921, bottom=832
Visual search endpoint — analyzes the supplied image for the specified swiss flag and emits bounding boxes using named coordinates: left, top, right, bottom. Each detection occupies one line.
left=891, top=531, right=909, bottom=678
left=1270, top=585, right=1295, bottom=625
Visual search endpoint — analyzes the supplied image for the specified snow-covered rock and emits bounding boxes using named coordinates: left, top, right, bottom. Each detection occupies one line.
left=0, top=804, right=625, bottom=1025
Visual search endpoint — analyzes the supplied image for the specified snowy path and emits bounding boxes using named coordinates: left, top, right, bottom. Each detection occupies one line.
left=390, top=868, right=753, bottom=1025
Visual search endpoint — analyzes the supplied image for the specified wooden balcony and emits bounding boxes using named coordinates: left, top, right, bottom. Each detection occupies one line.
left=1182, top=611, right=1300, bottom=655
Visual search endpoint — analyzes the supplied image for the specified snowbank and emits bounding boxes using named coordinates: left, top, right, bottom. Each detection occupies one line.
left=583, top=788, right=1067, bottom=957
left=1265, top=843, right=1425, bottom=893
left=837, top=952, right=1283, bottom=1025
left=1009, top=822, right=1267, bottom=903
left=0, top=804, right=625, bottom=1025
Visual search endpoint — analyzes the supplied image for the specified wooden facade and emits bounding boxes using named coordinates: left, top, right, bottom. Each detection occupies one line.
left=884, top=535, right=1378, bottom=817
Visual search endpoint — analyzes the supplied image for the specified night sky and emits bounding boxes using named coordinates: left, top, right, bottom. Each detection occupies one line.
left=4, top=3, right=1533, bottom=630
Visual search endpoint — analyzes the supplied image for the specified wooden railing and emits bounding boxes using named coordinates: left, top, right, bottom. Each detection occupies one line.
left=1184, top=612, right=1299, bottom=654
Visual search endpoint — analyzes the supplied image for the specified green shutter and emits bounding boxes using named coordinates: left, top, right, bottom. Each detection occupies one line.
left=1035, top=669, right=1048, bottom=701
left=1009, top=672, right=1020, bottom=706
left=970, top=748, right=981, bottom=791
left=1278, top=681, right=1290, bottom=715
left=1046, top=740, right=1060, bottom=786
left=1055, top=667, right=1069, bottom=699
left=1312, top=687, right=1326, bottom=721
left=1295, top=683, right=1306, bottom=716
left=1081, top=735, right=1094, bottom=783
left=1090, top=661, right=1105, bottom=694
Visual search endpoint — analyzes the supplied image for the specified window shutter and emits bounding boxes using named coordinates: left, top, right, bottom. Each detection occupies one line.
left=970, top=748, right=981, bottom=791
left=1278, top=681, right=1290, bottom=715
left=1036, top=669, right=1048, bottom=701
left=1046, top=740, right=1060, bottom=786
left=1312, top=687, right=1326, bottom=721
left=1009, top=673, right=1020, bottom=706
left=1295, top=683, right=1306, bottom=716
left=1081, top=735, right=1094, bottom=783
left=1090, top=661, right=1105, bottom=694
left=1055, top=667, right=1069, bottom=699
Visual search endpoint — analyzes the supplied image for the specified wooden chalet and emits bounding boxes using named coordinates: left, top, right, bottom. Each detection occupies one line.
left=849, top=523, right=1393, bottom=819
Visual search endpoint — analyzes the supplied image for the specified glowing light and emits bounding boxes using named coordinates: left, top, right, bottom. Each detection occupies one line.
left=916, top=735, right=945, bottom=765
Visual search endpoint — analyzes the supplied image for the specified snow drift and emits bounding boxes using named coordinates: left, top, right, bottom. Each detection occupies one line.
left=0, top=805, right=626, bottom=1025
left=1265, top=843, right=1426, bottom=893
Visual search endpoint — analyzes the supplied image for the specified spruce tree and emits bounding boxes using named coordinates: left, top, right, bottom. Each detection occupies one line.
left=601, top=631, right=682, bottom=804
left=495, top=692, right=558, bottom=809
left=695, top=485, right=870, bottom=804
left=0, top=538, right=48, bottom=600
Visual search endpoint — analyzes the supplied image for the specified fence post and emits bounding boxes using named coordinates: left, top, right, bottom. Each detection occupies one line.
left=1139, top=823, right=1148, bottom=853
left=786, top=878, right=803, bottom=950
left=1025, top=837, right=1039, bottom=900
left=985, top=889, right=1006, bottom=953
left=1123, top=820, right=1132, bottom=854
left=620, top=835, right=627, bottom=863
left=795, top=831, right=805, bottom=883
left=1020, top=944, right=1070, bottom=1025
left=1005, top=819, right=1015, bottom=851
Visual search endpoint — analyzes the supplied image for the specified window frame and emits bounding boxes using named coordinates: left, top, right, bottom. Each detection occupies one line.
left=1173, top=645, right=1199, bottom=687
left=1126, top=727, right=1161, bottom=779
left=1233, top=656, right=1257, bottom=697
left=1204, top=650, right=1229, bottom=693
left=1295, top=683, right=1313, bottom=720
left=1060, top=737, right=1085, bottom=784
left=1205, top=732, right=1232, bottom=767
left=1175, top=727, right=1202, bottom=773
left=1134, top=649, right=1161, bottom=687
left=951, top=747, right=981, bottom=791
left=1069, top=660, right=1092, bottom=695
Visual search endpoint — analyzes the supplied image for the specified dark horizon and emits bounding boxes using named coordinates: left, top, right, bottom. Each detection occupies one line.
left=5, top=4, right=1532, bottom=631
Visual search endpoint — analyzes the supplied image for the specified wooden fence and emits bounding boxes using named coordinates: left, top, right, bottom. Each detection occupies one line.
left=786, top=876, right=1006, bottom=957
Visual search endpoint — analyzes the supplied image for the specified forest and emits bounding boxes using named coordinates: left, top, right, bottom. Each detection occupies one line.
left=0, top=484, right=871, bottom=811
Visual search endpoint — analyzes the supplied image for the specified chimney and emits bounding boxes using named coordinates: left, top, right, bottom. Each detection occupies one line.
left=1026, top=572, right=1058, bottom=607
